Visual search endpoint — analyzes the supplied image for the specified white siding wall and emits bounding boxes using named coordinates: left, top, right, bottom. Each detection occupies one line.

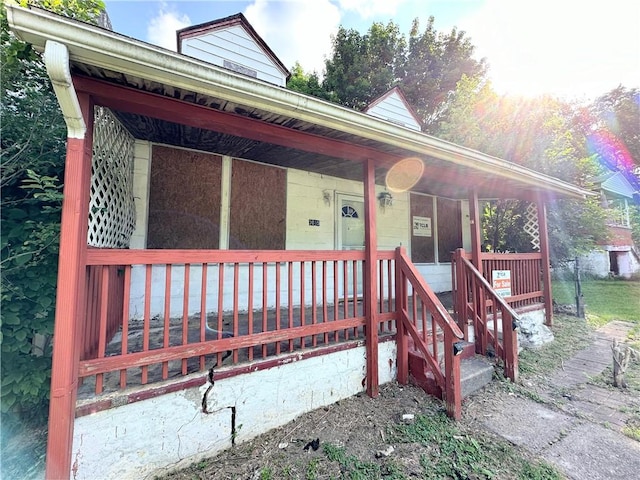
left=182, top=26, right=287, bottom=87
left=129, top=141, right=151, bottom=249
left=285, top=169, right=410, bottom=251
left=366, top=91, right=421, bottom=131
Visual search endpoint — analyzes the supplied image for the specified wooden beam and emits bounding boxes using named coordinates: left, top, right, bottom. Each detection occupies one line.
left=72, top=75, right=402, bottom=166
left=363, top=158, right=379, bottom=398
left=45, top=94, right=94, bottom=480
left=536, top=199, right=554, bottom=326
left=468, top=188, right=483, bottom=274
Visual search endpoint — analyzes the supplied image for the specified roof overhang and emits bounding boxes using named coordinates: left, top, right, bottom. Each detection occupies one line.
left=6, top=4, right=594, bottom=201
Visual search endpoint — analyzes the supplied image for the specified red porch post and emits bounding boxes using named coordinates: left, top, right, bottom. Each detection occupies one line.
left=468, top=188, right=483, bottom=274
left=363, top=158, right=379, bottom=397
left=536, top=198, right=554, bottom=326
left=45, top=92, right=94, bottom=480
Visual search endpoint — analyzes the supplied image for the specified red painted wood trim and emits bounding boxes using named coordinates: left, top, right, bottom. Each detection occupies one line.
left=78, top=317, right=367, bottom=376
left=395, top=247, right=408, bottom=385
left=182, top=264, right=191, bottom=375
left=86, top=248, right=368, bottom=265
left=45, top=94, right=93, bottom=480
left=364, top=159, right=379, bottom=398
left=162, top=264, right=171, bottom=379
left=443, top=329, right=462, bottom=420
left=120, top=265, right=131, bottom=388
left=75, top=338, right=399, bottom=418
left=481, top=252, right=542, bottom=260
left=536, top=199, right=554, bottom=326
left=72, top=76, right=402, bottom=167
left=468, top=189, right=483, bottom=275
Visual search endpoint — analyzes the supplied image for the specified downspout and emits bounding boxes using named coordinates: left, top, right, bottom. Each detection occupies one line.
left=44, top=40, right=86, bottom=138
left=43, top=40, right=90, bottom=480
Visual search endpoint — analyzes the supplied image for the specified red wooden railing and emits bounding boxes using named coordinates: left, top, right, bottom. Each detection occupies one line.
left=81, top=264, right=125, bottom=361
left=78, top=249, right=398, bottom=397
left=395, top=247, right=465, bottom=419
left=452, top=249, right=519, bottom=382
left=479, top=252, right=544, bottom=309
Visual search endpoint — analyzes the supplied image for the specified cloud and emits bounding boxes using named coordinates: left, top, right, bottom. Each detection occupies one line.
left=244, top=0, right=341, bottom=74
left=147, top=4, right=191, bottom=51
left=338, top=0, right=405, bottom=18
left=456, top=0, right=640, bottom=99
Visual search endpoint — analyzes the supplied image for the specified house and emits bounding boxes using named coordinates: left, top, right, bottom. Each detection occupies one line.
left=6, top=6, right=594, bottom=480
left=580, top=170, right=639, bottom=278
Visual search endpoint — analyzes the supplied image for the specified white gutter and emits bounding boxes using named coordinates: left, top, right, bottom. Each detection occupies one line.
left=7, top=5, right=592, bottom=199
left=43, top=40, right=85, bottom=139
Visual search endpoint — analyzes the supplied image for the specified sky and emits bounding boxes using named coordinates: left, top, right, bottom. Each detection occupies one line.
left=103, top=0, right=640, bottom=101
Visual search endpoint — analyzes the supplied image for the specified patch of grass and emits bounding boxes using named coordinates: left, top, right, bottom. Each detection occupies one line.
left=552, top=279, right=640, bottom=327
left=519, top=314, right=593, bottom=377
left=391, top=412, right=562, bottom=480
left=622, top=419, right=640, bottom=442
left=259, top=466, right=274, bottom=480
left=322, top=443, right=401, bottom=480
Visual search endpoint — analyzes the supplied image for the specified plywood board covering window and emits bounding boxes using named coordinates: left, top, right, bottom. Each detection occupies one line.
left=437, top=197, right=462, bottom=263
left=147, top=145, right=221, bottom=249
left=410, top=193, right=434, bottom=263
left=230, top=159, right=286, bottom=250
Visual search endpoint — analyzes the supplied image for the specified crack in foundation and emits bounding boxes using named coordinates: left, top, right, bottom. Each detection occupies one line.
left=201, top=365, right=239, bottom=445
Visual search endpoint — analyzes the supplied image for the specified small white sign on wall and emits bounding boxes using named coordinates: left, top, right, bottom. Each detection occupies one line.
left=412, top=216, right=432, bottom=237
left=492, top=270, right=512, bottom=298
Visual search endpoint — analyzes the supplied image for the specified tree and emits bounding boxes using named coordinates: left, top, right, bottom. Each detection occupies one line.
left=317, top=16, right=485, bottom=125
left=590, top=86, right=640, bottom=173
left=437, top=77, right=608, bottom=262
left=322, top=21, right=406, bottom=110
left=286, top=62, right=336, bottom=102
left=401, top=17, right=486, bottom=129
left=1, top=0, right=105, bottom=427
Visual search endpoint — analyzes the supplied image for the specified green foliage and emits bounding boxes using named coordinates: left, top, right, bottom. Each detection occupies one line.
left=299, top=15, right=483, bottom=126
left=403, top=17, right=486, bottom=129
left=392, top=412, right=562, bottom=480
left=322, top=443, right=400, bottom=480
left=322, top=21, right=406, bottom=110
left=590, top=86, right=640, bottom=172
left=286, top=62, right=337, bottom=102
left=1, top=0, right=105, bottom=426
left=482, top=200, right=535, bottom=253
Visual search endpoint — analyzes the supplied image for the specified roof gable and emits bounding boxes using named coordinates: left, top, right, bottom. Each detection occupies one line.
left=598, top=171, right=637, bottom=198
left=364, top=87, right=422, bottom=131
left=177, top=13, right=290, bottom=87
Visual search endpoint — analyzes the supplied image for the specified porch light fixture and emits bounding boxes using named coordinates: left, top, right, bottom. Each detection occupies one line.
left=378, top=191, right=393, bottom=208
left=322, top=190, right=331, bottom=206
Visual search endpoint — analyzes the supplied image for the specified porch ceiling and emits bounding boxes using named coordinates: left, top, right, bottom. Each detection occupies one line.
left=8, top=4, right=593, bottom=202
left=72, top=67, right=544, bottom=201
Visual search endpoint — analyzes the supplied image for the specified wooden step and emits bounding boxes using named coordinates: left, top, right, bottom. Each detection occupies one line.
left=407, top=343, right=494, bottom=401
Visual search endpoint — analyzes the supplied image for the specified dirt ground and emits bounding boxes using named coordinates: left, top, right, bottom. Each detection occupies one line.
left=158, top=381, right=550, bottom=480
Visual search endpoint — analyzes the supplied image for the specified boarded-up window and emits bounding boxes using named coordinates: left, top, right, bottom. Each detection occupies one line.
left=410, top=193, right=434, bottom=263
left=147, top=146, right=221, bottom=249
left=229, top=160, right=286, bottom=250
left=437, top=198, right=462, bottom=263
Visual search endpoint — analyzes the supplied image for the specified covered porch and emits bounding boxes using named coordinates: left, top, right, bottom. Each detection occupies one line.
left=7, top=5, right=592, bottom=480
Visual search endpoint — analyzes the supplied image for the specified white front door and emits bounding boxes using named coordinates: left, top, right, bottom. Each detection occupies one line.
left=336, top=194, right=364, bottom=297
left=338, top=196, right=365, bottom=250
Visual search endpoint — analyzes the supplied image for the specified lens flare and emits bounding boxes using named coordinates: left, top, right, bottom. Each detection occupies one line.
left=385, top=157, right=425, bottom=193
left=586, top=129, right=634, bottom=174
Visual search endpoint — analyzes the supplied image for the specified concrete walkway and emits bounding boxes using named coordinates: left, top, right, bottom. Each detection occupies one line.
left=465, top=321, right=640, bottom=480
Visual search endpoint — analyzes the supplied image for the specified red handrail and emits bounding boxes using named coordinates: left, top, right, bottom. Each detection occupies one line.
left=395, top=247, right=464, bottom=419
left=453, top=249, right=519, bottom=382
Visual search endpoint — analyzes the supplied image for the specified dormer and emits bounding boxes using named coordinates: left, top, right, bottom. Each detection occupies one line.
left=177, top=13, right=290, bottom=87
left=365, top=86, right=422, bottom=131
